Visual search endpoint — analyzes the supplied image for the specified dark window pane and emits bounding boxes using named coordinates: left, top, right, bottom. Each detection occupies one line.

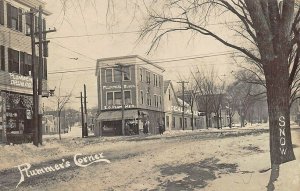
left=105, top=69, right=112, bottom=82
left=0, top=45, right=5, bottom=71
left=124, top=91, right=131, bottom=104
left=107, top=92, right=113, bottom=105
left=123, top=67, right=130, bottom=81
left=114, top=92, right=121, bottom=105
left=114, top=69, right=121, bottom=82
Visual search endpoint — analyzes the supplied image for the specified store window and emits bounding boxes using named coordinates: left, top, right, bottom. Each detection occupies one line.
left=124, top=91, right=131, bottom=104
left=114, top=92, right=122, bottom=105
left=105, top=68, right=113, bottom=82
left=8, top=48, right=19, bottom=73
left=107, top=92, right=113, bottom=105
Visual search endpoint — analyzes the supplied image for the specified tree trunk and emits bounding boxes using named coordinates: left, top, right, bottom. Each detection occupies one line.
left=264, top=60, right=295, bottom=164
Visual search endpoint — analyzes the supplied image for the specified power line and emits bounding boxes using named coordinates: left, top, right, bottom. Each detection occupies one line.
left=47, top=21, right=241, bottom=40
left=48, top=51, right=236, bottom=74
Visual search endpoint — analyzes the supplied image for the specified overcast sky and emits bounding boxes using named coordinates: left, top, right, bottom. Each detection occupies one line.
left=43, top=0, right=238, bottom=110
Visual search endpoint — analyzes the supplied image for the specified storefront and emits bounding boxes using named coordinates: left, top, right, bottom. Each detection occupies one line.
left=0, top=91, right=33, bottom=144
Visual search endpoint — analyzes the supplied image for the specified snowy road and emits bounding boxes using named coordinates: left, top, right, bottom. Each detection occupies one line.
left=0, top=126, right=299, bottom=191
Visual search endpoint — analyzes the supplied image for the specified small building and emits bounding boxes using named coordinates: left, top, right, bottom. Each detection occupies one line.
left=95, top=55, right=165, bottom=136
left=164, top=80, right=205, bottom=130
left=0, top=0, right=50, bottom=143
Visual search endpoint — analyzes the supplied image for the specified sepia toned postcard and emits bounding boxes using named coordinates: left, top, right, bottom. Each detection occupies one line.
left=0, top=0, right=299, bottom=190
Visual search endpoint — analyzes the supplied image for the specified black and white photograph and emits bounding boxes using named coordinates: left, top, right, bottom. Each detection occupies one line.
left=0, top=0, right=300, bottom=190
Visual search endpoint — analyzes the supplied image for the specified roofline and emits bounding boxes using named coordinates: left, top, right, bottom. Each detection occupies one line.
left=15, top=0, right=52, bottom=15
left=96, top=55, right=165, bottom=72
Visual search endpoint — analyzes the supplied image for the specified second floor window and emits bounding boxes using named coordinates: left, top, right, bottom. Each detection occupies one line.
left=140, top=90, right=144, bottom=105
left=8, top=48, right=19, bottom=73
left=25, top=15, right=31, bottom=34
left=124, top=91, right=131, bottom=104
left=107, top=92, right=113, bottom=105
left=114, top=92, right=122, bottom=105
left=114, top=69, right=122, bottom=82
left=105, top=69, right=113, bottom=82
left=147, top=93, right=151, bottom=106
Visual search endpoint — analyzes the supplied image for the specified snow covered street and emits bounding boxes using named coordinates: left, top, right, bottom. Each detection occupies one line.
left=0, top=124, right=299, bottom=190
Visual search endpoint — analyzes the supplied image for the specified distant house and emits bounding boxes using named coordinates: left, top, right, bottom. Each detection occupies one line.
left=164, top=80, right=205, bottom=130
left=42, top=115, right=58, bottom=135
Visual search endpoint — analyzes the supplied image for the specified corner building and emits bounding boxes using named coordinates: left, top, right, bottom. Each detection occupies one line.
left=95, top=55, right=165, bottom=136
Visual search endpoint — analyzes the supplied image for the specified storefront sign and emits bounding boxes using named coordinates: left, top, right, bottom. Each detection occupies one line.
left=104, top=104, right=135, bottom=110
left=9, top=73, right=32, bottom=89
left=170, top=106, right=201, bottom=116
left=102, top=85, right=135, bottom=90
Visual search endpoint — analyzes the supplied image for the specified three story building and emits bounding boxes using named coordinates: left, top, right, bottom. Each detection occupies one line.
left=95, top=55, right=165, bottom=136
left=0, top=0, right=50, bottom=143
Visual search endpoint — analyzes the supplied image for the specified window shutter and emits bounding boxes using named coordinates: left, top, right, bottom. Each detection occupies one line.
left=7, top=3, right=11, bottom=28
left=0, top=0, right=4, bottom=25
left=18, top=9, right=22, bottom=32
left=0, top=45, right=5, bottom=71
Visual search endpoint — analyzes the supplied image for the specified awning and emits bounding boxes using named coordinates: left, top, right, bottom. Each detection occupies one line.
left=97, top=110, right=138, bottom=121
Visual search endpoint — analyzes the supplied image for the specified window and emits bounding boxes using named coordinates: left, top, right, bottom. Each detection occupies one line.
left=0, top=45, right=4, bottom=71
left=23, top=53, right=31, bottom=75
left=8, top=48, right=19, bottom=73
left=25, top=14, right=31, bottom=34
left=124, top=91, right=131, bottom=104
left=166, top=116, right=169, bottom=128
left=139, top=68, right=143, bottom=81
left=0, top=0, right=4, bottom=25
left=105, top=69, right=113, bottom=82
left=158, top=76, right=161, bottom=87
left=140, top=90, right=144, bottom=105
left=114, top=69, right=122, bottom=82
left=172, top=117, right=175, bottom=129
left=114, top=92, right=122, bottom=105
left=107, top=92, right=113, bottom=105
left=153, top=74, right=158, bottom=86
left=180, top=118, right=183, bottom=128
left=184, top=118, right=187, bottom=128
left=154, top=95, right=157, bottom=107
left=19, top=51, right=24, bottom=74
left=159, top=96, right=162, bottom=107
left=168, top=89, right=171, bottom=100
left=123, top=67, right=131, bottom=81
left=146, top=71, right=150, bottom=84
left=147, top=93, right=151, bottom=106
left=7, top=4, right=22, bottom=32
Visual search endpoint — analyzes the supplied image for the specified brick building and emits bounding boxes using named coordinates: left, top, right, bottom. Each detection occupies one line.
left=0, top=0, right=50, bottom=143
left=95, top=55, right=165, bottom=136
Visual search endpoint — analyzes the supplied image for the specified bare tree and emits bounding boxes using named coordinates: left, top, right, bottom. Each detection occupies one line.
left=53, top=75, right=74, bottom=140
left=135, top=0, right=299, bottom=168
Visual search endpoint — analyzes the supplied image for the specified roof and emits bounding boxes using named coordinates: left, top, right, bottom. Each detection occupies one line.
left=96, top=55, right=165, bottom=75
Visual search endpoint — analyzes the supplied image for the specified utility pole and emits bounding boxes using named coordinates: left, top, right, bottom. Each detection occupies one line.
left=30, top=9, right=38, bottom=146
left=80, top=92, right=84, bottom=138
left=115, top=63, right=126, bottom=136
left=27, top=6, right=56, bottom=146
left=84, top=84, right=88, bottom=137
left=177, top=81, right=189, bottom=130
